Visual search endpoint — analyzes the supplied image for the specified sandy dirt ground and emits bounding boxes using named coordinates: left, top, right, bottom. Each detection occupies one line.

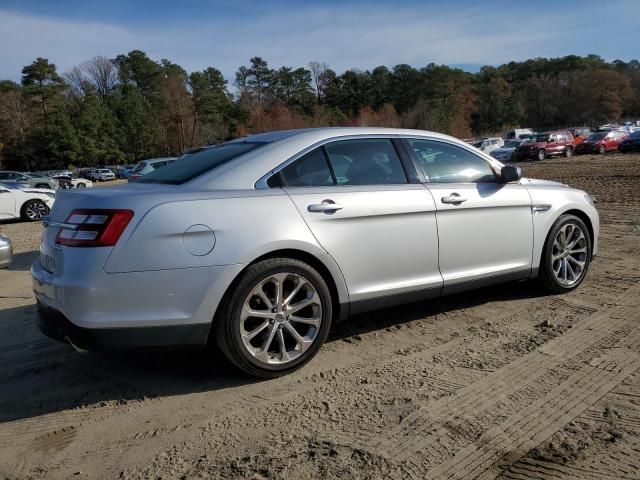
left=1, top=154, right=639, bottom=479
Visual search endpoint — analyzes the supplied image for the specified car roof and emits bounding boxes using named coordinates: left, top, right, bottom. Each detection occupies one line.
left=194, top=127, right=496, bottom=190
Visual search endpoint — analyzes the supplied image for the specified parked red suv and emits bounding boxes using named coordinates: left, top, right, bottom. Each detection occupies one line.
left=574, top=130, right=629, bottom=154
left=515, top=131, right=575, bottom=161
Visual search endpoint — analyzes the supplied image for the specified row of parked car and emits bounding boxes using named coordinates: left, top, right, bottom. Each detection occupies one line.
left=467, top=122, right=640, bottom=162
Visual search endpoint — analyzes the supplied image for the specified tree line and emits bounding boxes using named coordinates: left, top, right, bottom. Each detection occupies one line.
left=0, top=51, right=638, bottom=170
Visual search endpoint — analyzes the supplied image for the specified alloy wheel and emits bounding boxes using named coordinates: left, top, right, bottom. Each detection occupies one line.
left=240, top=272, right=322, bottom=365
left=25, top=201, right=48, bottom=220
left=551, top=223, right=588, bottom=287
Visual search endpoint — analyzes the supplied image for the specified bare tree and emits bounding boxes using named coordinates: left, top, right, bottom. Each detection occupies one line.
left=309, top=61, right=329, bottom=102
left=82, top=56, right=118, bottom=100
left=64, top=66, right=92, bottom=98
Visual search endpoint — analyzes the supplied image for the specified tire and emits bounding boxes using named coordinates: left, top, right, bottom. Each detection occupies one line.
left=599, top=144, right=606, bottom=154
left=35, top=183, right=49, bottom=189
left=21, top=200, right=49, bottom=222
left=76, top=183, right=86, bottom=188
left=214, top=258, right=333, bottom=378
left=539, top=214, right=592, bottom=294
left=564, top=146, right=573, bottom=158
left=537, top=149, right=546, bottom=161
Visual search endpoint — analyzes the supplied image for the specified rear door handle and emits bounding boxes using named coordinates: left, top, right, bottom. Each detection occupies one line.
left=308, top=200, right=343, bottom=213
left=441, top=193, right=467, bottom=205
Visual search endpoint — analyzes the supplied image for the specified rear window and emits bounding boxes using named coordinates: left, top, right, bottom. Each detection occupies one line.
left=137, top=142, right=266, bottom=184
left=132, top=162, right=147, bottom=173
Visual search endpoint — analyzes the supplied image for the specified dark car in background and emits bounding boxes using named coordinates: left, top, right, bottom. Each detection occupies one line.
left=619, top=131, right=640, bottom=153
left=515, top=131, right=575, bottom=161
left=575, top=130, right=628, bottom=154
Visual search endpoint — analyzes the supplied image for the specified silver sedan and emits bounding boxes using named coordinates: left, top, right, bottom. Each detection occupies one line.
left=32, top=128, right=599, bottom=377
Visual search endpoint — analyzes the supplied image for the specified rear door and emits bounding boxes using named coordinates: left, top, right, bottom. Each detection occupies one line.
left=546, top=134, right=562, bottom=155
left=277, top=138, right=442, bottom=305
left=403, top=137, right=533, bottom=291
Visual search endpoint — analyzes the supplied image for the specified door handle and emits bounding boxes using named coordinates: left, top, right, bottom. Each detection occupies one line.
left=441, top=193, right=468, bottom=205
left=308, top=200, right=343, bottom=213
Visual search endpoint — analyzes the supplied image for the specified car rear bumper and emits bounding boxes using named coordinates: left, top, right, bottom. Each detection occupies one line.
left=31, top=252, right=245, bottom=350
left=36, top=301, right=210, bottom=351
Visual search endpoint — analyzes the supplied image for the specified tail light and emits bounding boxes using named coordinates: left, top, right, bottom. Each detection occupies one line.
left=56, top=209, right=134, bottom=247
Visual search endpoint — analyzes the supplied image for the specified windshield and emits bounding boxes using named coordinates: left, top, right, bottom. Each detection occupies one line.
left=587, top=133, right=607, bottom=141
left=137, top=141, right=267, bottom=184
left=528, top=134, right=549, bottom=143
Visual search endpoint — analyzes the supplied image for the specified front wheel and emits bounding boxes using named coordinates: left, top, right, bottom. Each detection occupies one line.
left=21, top=200, right=49, bottom=222
left=539, top=214, right=592, bottom=293
left=599, top=144, right=606, bottom=154
left=76, top=183, right=86, bottom=188
left=214, top=258, right=333, bottom=378
left=537, top=149, right=546, bottom=161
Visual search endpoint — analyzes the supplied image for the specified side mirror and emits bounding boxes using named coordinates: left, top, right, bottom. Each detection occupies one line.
left=501, top=165, right=522, bottom=183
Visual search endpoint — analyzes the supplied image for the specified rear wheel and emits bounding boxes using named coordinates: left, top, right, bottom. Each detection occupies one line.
left=564, top=146, right=573, bottom=158
left=215, top=258, right=333, bottom=378
left=599, top=144, right=606, bottom=154
left=21, top=200, right=49, bottom=222
left=539, top=214, right=591, bottom=293
left=537, top=149, right=546, bottom=161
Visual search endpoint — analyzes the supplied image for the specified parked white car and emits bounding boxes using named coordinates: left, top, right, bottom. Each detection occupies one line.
left=0, top=183, right=55, bottom=221
left=473, top=137, right=504, bottom=154
left=86, top=169, right=115, bottom=182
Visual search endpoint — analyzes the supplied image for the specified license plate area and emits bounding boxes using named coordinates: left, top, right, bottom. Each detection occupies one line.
left=40, top=226, right=60, bottom=273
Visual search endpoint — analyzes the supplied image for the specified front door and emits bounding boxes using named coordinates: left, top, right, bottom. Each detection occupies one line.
left=403, top=138, right=533, bottom=291
left=277, top=138, right=442, bottom=305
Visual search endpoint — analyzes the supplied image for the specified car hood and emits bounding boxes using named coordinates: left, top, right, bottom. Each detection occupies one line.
left=520, top=178, right=569, bottom=188
left=21, top=187, right=55, bottom=195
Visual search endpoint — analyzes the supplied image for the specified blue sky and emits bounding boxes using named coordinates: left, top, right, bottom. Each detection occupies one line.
left=1, top=0, right=639, bottom=83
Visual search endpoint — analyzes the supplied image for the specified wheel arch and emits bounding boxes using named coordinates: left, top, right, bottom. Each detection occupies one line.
left=563, top=208, right=595, bottom=254
left=210, top=247, right=350, bottom=341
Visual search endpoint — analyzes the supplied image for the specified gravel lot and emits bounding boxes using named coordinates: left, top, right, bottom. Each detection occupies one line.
left=1, top=155, right=639, bottom=479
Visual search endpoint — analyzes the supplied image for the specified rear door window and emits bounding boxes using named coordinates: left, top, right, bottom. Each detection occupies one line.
left=279, top=148, right=334, bottom=187
left=324, top=139, right=407, bottom=185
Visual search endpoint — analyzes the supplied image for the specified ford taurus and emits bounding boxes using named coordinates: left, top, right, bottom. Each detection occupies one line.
left=32, top=128, right=599, bottom=377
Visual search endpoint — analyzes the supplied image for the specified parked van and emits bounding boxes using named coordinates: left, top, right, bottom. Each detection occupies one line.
left=505, top=128, right=534, bottom=140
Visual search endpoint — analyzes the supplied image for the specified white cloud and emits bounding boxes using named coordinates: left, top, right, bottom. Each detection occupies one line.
left=0, top=3, right=638, bottom=84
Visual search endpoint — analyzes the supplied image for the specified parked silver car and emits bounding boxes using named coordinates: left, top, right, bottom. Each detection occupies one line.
left=0, top=171, right=59, bottom=190
left=32, top=128, right=599, bottom=377
left=0, top=234, right=12, bottom=268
